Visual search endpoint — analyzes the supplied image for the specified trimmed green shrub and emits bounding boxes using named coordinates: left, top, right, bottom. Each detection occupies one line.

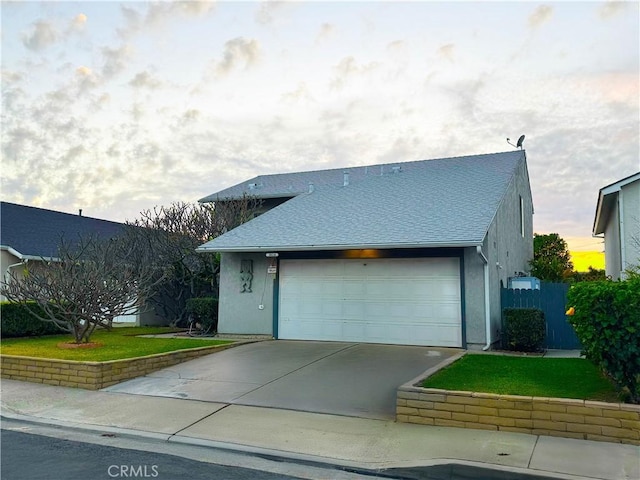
left=567, top=278, right=640, bottom=403
left=185, top=297, right=218, bottom=332
left=502, top=308, right=546, bottom=352
left=0, top=302, right=67, bottom=338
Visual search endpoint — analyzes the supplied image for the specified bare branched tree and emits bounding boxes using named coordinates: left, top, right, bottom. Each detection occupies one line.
left=127, top=197, right=261, bottom=323
left=1, top=228, right=168, bottom=343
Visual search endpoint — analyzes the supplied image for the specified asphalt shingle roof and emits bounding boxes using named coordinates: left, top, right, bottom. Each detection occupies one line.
left=0, top=202, right=125, bottom=259
left=197, top=151, right=527, bottom=252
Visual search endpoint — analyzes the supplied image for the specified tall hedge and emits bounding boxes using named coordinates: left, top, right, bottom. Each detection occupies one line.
left=185, top=297, right=218, bottom=333
left=502, top=308, right=546, bottom=352
left=567, top=278, right=640, bottom=403
left=0, top=302, right=67, bottom=338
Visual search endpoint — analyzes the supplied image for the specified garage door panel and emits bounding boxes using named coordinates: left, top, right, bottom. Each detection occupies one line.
left=363, top=280, right=391, bottom=296
left=343, top=280, right=366, bottom=297
left=279, top=258, right=462, bottom=347
left=343, top=321, right=366, bottom=338
left=432, top=304, right=462, bottom=323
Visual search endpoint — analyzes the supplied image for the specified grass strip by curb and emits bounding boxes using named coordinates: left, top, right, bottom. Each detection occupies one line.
left=421, top=354, right=621, bottom=403
left=0, top=327, right=232, bottom=362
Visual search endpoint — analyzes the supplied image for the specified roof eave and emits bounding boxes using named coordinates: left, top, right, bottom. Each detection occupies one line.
left=199, top=192, right=299, bottom=203
left=196, top=240, right=480, bottom=254
left=0, top=245, right=58, bottom=262
left=593, top=172, right=640, bottom=235
left=592, top=190, right=608, bottom=236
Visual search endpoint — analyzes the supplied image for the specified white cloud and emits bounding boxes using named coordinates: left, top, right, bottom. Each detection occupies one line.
left=386, top=40, right=405, bottom=54
left=21, top=21, right=59, bottom=51
left=598, top=1, right=629, bottom=20
left=69, top=13, right=87, bottom=32
left=280, top=82, right=315, bottom=104
left=437, top=44, right=456, bottom=63
left=255, top=1, right=291, bottom=25
left=118, top=1, right=216, bottom=38
left=101, top=44, right=134, bottom=79
left=330, top=56, right=379, bottom=90
left=129, top=71, right=162, bottom=89
left=315, top=23, right=336, bottom=43
left=1, top=69, right=24, bottom=85
left=528, top=5, right=553, bottom=29
left=214, top=37, right=261, bottom=76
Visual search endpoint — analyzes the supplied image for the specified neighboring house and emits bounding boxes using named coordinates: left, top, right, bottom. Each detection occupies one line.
left=593, top=172, right=640, bottom=280
left=197, top=151, right=534, bottom=350
left=0, top=201, right=163, bottom=325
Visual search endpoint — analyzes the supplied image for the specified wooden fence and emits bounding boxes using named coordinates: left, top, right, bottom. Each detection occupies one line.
left=501, top=282, right=581, bottom=350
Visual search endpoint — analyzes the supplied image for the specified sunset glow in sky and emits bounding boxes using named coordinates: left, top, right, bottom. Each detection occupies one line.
left=2, top=1, right=638, bottom=252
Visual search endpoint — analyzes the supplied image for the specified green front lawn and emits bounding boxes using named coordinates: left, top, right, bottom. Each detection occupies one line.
left=422, top=354, right=621, bottom=403
left=0, top=327, right=232, bottom=362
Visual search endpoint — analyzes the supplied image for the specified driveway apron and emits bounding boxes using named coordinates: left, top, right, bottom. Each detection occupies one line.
left=103, top=341, right=458, bottom=420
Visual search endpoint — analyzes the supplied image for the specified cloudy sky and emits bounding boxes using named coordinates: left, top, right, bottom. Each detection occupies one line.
left=1, top=1, right=638, bottom=251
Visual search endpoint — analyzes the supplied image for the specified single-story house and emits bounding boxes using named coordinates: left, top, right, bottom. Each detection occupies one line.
left=197, top=150, right=534, bottom=350
left=593, top=172, right=640, bottom=280
left=0, top=201, right=163, bottom=325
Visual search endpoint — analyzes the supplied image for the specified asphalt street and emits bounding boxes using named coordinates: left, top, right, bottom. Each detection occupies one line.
left=0, top=430, right=309, bottom=480
left=0, top=422, right=570, bottom=480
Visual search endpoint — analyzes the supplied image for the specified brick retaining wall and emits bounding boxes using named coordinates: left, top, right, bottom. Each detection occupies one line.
left=397, top=386, right=640, bottom=445
left=1, top=343, right=235, bottom=390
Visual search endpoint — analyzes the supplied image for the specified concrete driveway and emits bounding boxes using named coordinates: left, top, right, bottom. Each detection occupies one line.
left=103, top=341, right=458, bottom=420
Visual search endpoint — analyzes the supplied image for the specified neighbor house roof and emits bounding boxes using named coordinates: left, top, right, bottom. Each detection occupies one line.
left=197, top=151, right=528, bottom=253
left=0, top=201, right=125, bottom=260
left=593, top=172, right=640, bottom=235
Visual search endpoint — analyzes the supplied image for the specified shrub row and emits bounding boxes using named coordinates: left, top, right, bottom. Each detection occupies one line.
left=185, top=297, right=218, bottom=332
left=567, top=277, right=640, bottom=403
left=0, top=302, right=66, bottom=338
left=502, top=308, right=546, bottom=352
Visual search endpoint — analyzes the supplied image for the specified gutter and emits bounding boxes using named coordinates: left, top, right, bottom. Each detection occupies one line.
left=4, top=259, right=27, bottom=285
left=196, top=241, right=480, bottom=254
left=476, top=245, right=492, bottom=351
left=0, top=246, right=56, bottom=262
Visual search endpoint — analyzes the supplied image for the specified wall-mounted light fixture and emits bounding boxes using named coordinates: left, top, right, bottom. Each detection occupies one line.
left=343, top=249, right=382, bottom=259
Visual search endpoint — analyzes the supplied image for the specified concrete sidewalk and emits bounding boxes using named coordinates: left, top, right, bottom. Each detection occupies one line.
left=1, top=379, right=638, bottom=480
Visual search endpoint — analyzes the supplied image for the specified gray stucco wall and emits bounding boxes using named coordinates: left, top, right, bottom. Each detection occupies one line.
left=217, top=252, right=275, bottom=335
left=604, top=199, right=622, bottom=280
left=475, top=159, right=534, bottom=350
left=621, top=181, right=640, bottom=276
left=463, top=247, right=486, bottom=348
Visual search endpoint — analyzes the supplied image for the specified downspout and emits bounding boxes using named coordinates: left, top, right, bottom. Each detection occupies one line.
left=476, top=246, right=492, bottom=351
left=3, top=259, right=27, bottom=301
left=618, top=193, right=626, bottom=278
left=4, top=259, right=26, bottom=285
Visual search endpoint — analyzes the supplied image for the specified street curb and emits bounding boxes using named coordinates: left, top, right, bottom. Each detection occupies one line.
left=0, top=411, right=591, bottom=480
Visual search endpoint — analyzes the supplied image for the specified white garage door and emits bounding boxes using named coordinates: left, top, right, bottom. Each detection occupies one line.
left=278, top=257, right=462, bottom=347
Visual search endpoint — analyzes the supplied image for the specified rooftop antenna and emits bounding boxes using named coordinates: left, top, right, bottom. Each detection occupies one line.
left=506, top=134, right=525, bottom=149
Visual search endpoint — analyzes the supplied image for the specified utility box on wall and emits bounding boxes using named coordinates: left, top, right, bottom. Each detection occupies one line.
left=508, top=276, right=541, bottom=290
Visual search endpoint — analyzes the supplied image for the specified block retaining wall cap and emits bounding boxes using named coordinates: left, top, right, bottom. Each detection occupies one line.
left=397, top=354, right=640, bottom=446
left=0, top=342, right=238, bottom=390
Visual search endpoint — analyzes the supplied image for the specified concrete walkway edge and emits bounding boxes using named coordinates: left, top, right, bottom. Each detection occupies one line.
left=2, top=410, right=589, bottom=480
left=2, top=380, right=639, bottom=480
